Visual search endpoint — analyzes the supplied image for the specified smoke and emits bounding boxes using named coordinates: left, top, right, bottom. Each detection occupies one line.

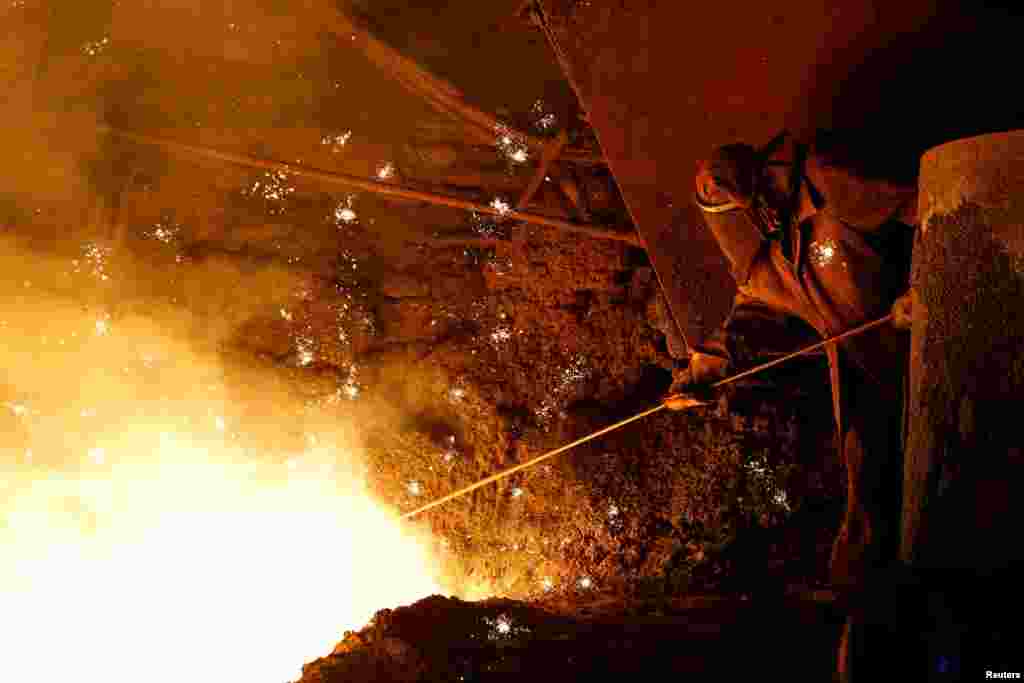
left=0, top=232, right=445, bottom=683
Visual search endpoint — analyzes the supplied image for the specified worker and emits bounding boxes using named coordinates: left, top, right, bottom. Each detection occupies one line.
left=665, top=131, right=918, bottom=681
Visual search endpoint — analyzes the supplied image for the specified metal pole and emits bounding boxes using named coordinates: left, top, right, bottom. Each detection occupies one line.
left=401, top=313, right=895, bottom=520
left=97, top=125, right=639, bottom=245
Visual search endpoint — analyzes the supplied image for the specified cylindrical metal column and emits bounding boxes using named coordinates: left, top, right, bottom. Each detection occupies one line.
left=903, top=130, right=1024, bottom=572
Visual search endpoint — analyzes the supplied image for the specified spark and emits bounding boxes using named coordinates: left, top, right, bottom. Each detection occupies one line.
left=490, top=326, right=513, bottom=345
left=245, top=170, right=295, bottom=214
left=82, top=36, right=110, bottom=56
left=531, top=99, right=558, bottom=132
left=448, top=387, right=466, bottom=401
left=577, top=576, right=593, bottom=590
left=376, top=162, right=395, bottom=180
left=147, top=218, right=181, bottom=245
left=608, top=503, right=620, bottom=518
left=541, top=578, right=554, bottom=592
left=489, top=197, right=512, bottom=217
left=407, top=481, right=422, bottom=496
left=77, top=242, right=112, bottom=282
left=334, top=197, right=358, bottom=225
left=809, top=238, right=839, bottom=267
left=6, top=403, right=27, bottom=417
left=295, top=336, right=316, bottom=367
left=495, top=125, right=530, bottom=164
left=322, top=131, right=352, bottom=150
left=484, top=613, right=526, bottom=641
left=279, top=308, right=293, bottom=322
left=511, top=487, right=524, bottom=498
left=94, top=317, right=110, bottom=336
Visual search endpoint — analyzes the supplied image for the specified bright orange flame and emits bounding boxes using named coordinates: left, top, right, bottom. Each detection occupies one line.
left=2, top=435, right=442, bottom=683
left=0, top=294, right=443, bottom=683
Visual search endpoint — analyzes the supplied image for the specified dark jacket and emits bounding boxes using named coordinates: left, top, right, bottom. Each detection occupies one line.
left=693, top=135, right=916, bottom=586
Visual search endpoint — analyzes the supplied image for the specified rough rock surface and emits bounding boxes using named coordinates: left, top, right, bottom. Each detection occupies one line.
left=299, top=593, right=843, bottom=682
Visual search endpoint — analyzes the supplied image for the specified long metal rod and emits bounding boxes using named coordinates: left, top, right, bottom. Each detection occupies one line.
left=98, top=125, right=639, bottom=245
left=708, top=313, right=894, bottom=389
left=400, top=312, right=894, bottom=520
left=401, top=403, right=666, bottom=520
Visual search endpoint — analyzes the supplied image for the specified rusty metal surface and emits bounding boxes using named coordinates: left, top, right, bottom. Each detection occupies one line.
left=534, top=0, right=1021, bottom=349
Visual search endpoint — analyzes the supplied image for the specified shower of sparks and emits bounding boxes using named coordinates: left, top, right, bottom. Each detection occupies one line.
left=321, top=131, right=352, bottom=151
left=376, top=162, right=395, bottom=180
left=809, top=238, right=839, bottom=268
left=495, top=124, right=530, bottom=164
left=334, top=196, right=358, bottom=225
left=484, top=613, right=528, bottom=641
left=745, top=454, right=792, bottom=513
left=531, top=99, right=558, bottom=132
left=146, top=218, right=182, bottom=245
left=295, top=335, right=316, bottom=367
left=75, top=242, right=113, bottom=282
left=245, top=170, right=295, bottom=215
left=536, top=353, right=592, bottom=428
left=332, top=364, right=361, bottom=401
left=82, top=36, right=110, bottom=56
left=489, top=325, right=513, bottom=346
left=489, top=197, right=513, bottom=217
left=441, top=435, right=459, bottom=464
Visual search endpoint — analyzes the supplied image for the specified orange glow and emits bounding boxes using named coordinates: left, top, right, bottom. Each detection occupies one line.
left=0, top=291, right=443, bottom=683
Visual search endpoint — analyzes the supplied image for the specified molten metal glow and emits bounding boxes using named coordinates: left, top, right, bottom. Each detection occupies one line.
left=2, top=442, right=441, bottom=683
left=0, top=298, right=442, bottom=683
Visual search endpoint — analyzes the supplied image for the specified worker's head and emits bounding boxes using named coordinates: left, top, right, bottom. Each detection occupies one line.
left=695, top=143, right=761, bottom=209
left=694, top=134, right=790, bottom=283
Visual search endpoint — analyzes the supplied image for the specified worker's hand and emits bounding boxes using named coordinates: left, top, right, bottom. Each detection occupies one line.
left=663, top=392, right=714, bottom=411
left=663, top=366, right=718, bottom=410
left=892, top=290, right=914, bottom=330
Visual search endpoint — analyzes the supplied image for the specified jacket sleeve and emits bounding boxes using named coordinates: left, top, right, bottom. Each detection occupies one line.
left=689, top=292, right=810, bottom=386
